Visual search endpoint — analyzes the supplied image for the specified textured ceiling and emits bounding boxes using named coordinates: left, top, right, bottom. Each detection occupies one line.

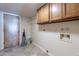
left=0, top=3, right=44, bottom=17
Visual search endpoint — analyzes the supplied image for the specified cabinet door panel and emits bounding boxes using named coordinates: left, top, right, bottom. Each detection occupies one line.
left=40, top=7, right=44, bottom=23
left=37, top=4, right=50, bottom=24
left=65, top=3, right=79, bottom=17
left=50, top=3, right=63, bottom=21
left=37, top=9, right=41, bottom=23
left=43, top=4, right=50, bottom=23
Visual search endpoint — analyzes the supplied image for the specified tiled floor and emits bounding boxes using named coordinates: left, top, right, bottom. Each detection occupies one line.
left=0, top=44, right=48, bottom=56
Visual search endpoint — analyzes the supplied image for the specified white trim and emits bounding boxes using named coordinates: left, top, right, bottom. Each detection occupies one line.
left=32, top=42, right=46, bottom=53
left=3, top=12, right=19, bottom=16
left=32, top=42, right=54, bottom=56
left=2, top=12, right=4, bottom=49
left=19, top=16, right=22, bottom=45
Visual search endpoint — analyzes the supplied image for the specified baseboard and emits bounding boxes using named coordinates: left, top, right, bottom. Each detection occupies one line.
left=32, top=42, right=46, bottom=53
left=32, top=42, right=54, bottom=56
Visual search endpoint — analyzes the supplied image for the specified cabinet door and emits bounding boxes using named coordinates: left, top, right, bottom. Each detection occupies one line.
left=37, top=8, right=42, bottom=23
left=64, top=3, right=79, bottom=18
left=43, top=4, right=50, bottom=23
left=37, top=4, right=50, bottom=24
left=50, top=3, right=63, bottom=22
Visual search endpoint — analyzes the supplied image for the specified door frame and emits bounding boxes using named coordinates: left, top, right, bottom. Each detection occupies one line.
left=3, top=12, right=20, bottom=49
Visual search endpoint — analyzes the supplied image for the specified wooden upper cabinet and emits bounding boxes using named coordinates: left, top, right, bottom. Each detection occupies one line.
left=37, top=3, right=79, bottom=24
left=37, top=4, right=50, bottom=24
left=50, top=3, right=63, bottom=22
left=64, top=3, right=79, bottom=18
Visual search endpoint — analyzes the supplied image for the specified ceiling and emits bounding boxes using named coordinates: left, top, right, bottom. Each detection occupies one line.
left=0, top=3, right=44, bottom=18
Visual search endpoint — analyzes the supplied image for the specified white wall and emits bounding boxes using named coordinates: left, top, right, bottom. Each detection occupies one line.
left=20, top=16, right=31, bottom=45
left=31, top=16, right=79, bottom=56
left=0, top=12, right=4, bottom=50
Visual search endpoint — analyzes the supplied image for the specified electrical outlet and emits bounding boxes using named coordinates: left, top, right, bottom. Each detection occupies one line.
left=60, top=33, right=71, bottom=43
left=43, top=29, right=45, bottom=31
left=46, top=50, right=48, bottom=53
